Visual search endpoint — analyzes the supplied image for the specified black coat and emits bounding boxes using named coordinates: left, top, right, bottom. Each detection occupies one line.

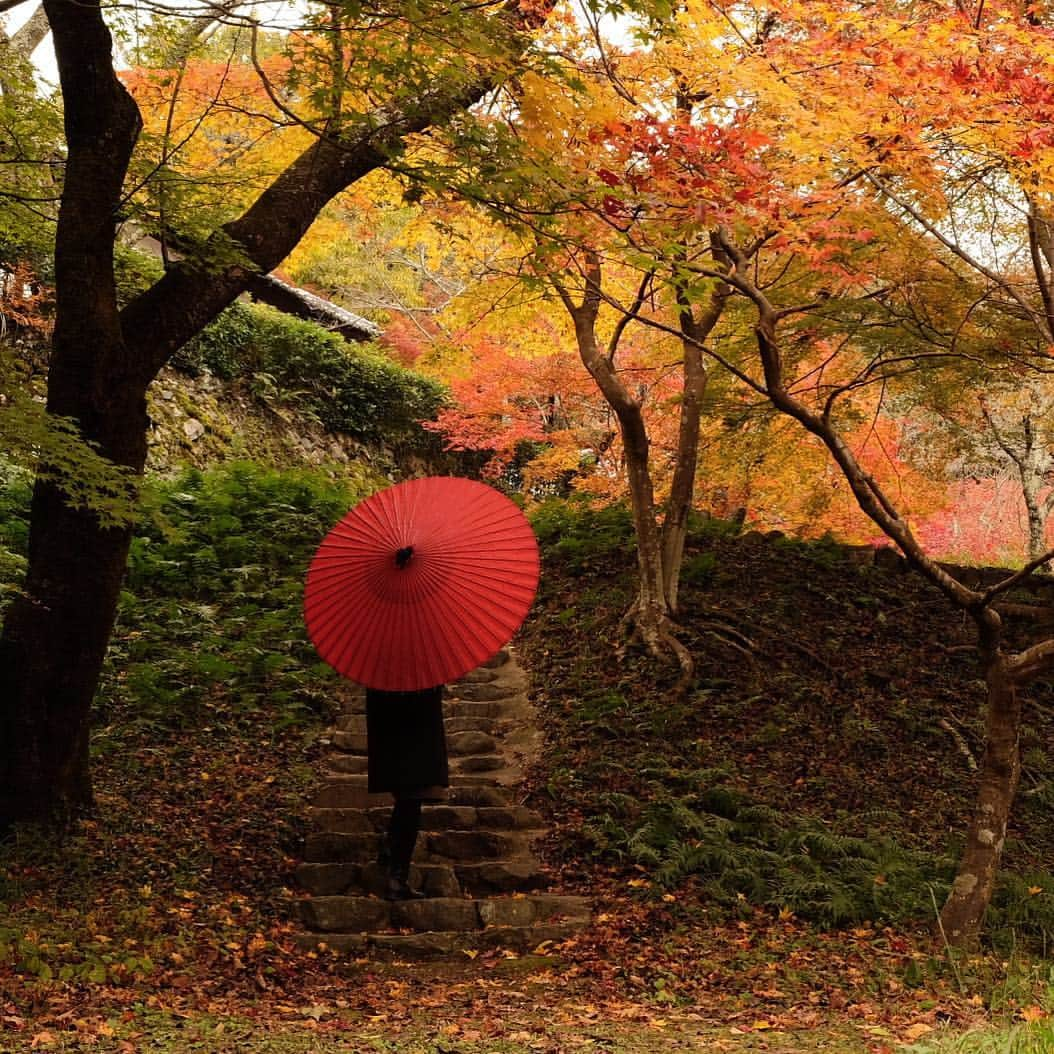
left=365, top=685, right=448, bottom=796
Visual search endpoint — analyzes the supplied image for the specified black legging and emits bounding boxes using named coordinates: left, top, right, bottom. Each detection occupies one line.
left=386, top=798, right=422, bottom=878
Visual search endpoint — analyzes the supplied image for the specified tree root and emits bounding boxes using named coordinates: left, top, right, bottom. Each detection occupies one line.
left=617, top=599, right=695, bottom=685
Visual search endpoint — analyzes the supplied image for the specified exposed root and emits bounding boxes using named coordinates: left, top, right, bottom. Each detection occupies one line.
left=617, top=598, right=695, bottom=685
left=939, top=717, right=978, bottom=772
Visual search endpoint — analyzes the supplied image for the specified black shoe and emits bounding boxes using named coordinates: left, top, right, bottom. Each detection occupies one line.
left=384, top=876, right=426, bottom=901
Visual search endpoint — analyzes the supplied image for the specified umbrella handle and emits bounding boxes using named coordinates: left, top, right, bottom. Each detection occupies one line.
left=395, top=546, right=414, bottom=569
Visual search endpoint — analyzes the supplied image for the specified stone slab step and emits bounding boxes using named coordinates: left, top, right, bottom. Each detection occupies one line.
left=482, top=649, right=511, bottom=669
left=299, top=894, right=591, bottom=934
left=445, top=700, right=512, bottom=720
left=304, top=828, right=532, bottom=864
left=452, top=668, right=499, bottom=685
left=448, top=682, right=521, bottom=702
left=297, top=861, right=462, bottom=899
left=453, top=857, right=548, bottom=894
left=294, top=919, right=586, bottom=961
left=334, top=714, right=508, bottom=737
left=330, top=729, right=500, bottom=758
left=308, top=804, right=544, bottom=836
left=297, top=855, right=547, bottom=897
left=451, top=754, right=505, bottom=773
left=313, top=778, right=517, bottom=810
left=326, top=755, right=369, bottom=775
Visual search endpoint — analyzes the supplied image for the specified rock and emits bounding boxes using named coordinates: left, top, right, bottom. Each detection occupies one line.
left=309, top=807, right=374, bottom=834
left=331, top=731, right=368, bottom=754
left=417, top=806, right=477, bottom=830
left=390, top=898, right=481, bottom=932
left=368, top=932, right=459, bottom=960
left=454, top=669, right=499, bottom=685
left=447, top=731, right=498, bottom=756
left=443, top=716, right=503, bottom=735
left=455, top=755, right=505, bottom=773
left=300, top=896, right=390, bottom=933
left=476, top=806, right=543, bottom=830
left=326, top=755, right=368, bottom=775
left=293, top=933, right=367, bottom=956
left=296, top=863, right=359, bottom=897
left=182, top=418, right=205, bottom=441
left=427, top=830, right=516, bottom=860
left=454, top=858, right=545, bottom=894
left=478, top=898, right=536, bottom=928
left=453, top=683, right=518, bottom=702
left=421, top=866, right=463, bottom=898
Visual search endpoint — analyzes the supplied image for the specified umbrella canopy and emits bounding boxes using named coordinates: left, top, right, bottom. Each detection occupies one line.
left=304, top=477, right=540, bottom=691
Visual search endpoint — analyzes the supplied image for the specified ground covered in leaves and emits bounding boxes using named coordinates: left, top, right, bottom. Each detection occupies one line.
left=2, top=471, right=1054, bottom=1052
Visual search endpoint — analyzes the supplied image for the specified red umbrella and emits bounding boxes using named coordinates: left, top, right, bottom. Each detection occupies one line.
left=304, top=477, right=540, bottom=691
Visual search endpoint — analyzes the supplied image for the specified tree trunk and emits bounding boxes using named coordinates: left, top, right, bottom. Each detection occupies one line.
left=620, top=394, right=672, bottom=638
left=1021, top=481, right=1048, bottom=564
left=660, top=331, right=706, bottom=614
left=939, top=649, right=1022, bottom=945
left=562, top=262, right=688, bottom=669
left=660, top=265, right=726, bottom=612
left=0, top=0, right=143, bottom=826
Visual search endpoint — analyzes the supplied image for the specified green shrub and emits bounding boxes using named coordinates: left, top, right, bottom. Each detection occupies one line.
left=531, top=497, right=636, bottom=571
left=174, top=303, right=447, bottom=447
left=114, top=245, right=165, bottom=306
left=0, top=457, right=31, bottom=608
left=97, top=461, right=377, bottom=733
left=583, top=772, right=957, bottom=927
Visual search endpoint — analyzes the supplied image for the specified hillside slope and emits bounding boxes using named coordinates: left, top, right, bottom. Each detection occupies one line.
left=519, top=509, right=1054, bottom=937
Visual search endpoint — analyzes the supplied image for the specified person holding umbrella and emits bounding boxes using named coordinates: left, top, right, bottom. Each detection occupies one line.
left=304, top=478, right=540, bottom=903
left=366, top=682, right=447, bottom=900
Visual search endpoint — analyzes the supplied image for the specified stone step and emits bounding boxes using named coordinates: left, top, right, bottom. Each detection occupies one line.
left=452, top=754, right=506, bottom=774
left=326, top=755, right=369, bottom=775
left=445, top=700, right=513, bottom=720
left=449, top=682, right=521, bottom=703
left=453, top=857, right=548, bottom=894
left=313, top=779, right=518, bottom=810
left=309, top=804, right=544, bottom=834
left=482, top=649, right=511, bottom=669
left=304, top=828, right=531, bottom=864
left=452, top=668, right=500, bottom=685
left=297, top=855, right=547, bottom=898
left=298, top=861, right=462, bottom=899
left=294, top=919, right=584, bottom=961
left=334, top=714, right=509, bottom=737
left=298, top=893, right=592, bottom=934
left=329, top=729, right=500, bottom=758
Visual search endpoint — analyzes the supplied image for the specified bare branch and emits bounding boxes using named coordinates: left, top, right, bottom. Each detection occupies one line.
left=980, top=547, right=1054, bottom=605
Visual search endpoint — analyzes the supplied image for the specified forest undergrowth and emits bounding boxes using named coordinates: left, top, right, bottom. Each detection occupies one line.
left=1, top=464, right=1054, bottom=1051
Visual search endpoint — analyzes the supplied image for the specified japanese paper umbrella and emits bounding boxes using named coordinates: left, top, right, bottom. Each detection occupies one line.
left=304, top=477, right=540, bottom=691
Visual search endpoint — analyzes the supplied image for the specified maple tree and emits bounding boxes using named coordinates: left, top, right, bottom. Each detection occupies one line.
left=605, top=0, right=1054, bottom=945
left=404, top=0, right=1054, bottom=943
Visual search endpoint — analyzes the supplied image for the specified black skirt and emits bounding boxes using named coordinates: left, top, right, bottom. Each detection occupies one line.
left=365, top=685, right=449, bottom=798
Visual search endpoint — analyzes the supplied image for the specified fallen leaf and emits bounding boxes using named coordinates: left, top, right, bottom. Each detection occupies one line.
left=903, top=1023, right=933, bottom=1041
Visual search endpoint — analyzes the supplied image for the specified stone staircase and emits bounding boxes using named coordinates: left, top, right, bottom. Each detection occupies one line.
left=293, top=649, right=591, bottom=960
